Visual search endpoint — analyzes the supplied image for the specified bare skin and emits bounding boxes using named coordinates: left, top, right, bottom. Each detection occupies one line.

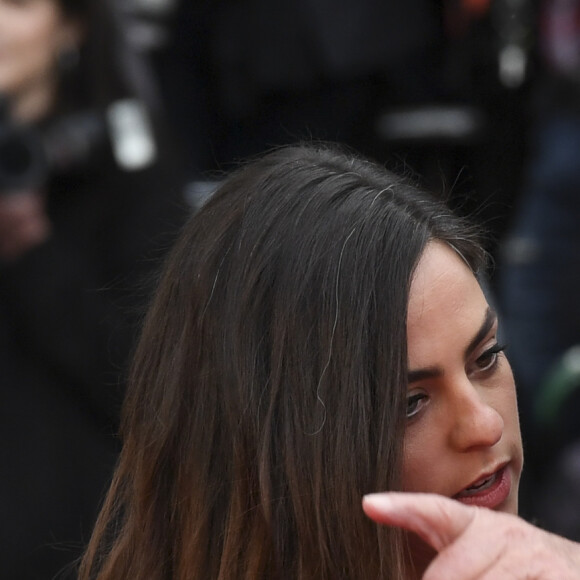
left=369, top=243, right=580, bottom=578
left=363, top=492, right=580, bottom=580
left=402, top=242, right=524, bottom=575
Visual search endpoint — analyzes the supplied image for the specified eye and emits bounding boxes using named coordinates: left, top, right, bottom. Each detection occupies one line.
left=406, top=391, right=429, bottom=419
left=474, top=343, right=507, bottom=373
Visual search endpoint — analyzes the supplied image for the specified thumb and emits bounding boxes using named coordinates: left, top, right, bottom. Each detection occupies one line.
left=362, top=492, right=477, bottom=552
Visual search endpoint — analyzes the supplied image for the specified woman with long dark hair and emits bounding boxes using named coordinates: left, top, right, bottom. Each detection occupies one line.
left=0, top=0, right=187, bottom=577
left=79, top=144, right=529, bottom=579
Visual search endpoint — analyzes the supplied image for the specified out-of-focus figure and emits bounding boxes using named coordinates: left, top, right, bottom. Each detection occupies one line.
left=0, top=0, right=188, bottom=577
left=499, top=0, right=580, bottom=540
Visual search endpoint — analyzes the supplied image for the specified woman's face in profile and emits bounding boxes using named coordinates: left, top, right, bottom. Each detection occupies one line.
left=402, top=241, right=523, bottom=517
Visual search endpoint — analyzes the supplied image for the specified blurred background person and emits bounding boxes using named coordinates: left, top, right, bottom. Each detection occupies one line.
left=498, top=0, right=580, bottom=540
left=0, top=0, right=189, bottom=577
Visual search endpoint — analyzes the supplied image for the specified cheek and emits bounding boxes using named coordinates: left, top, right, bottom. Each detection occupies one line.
left=402, top=421, right=444, bottom=493
left=490, top=363, right=521, bottom=432
left=0, top=34, right=57, bottom=93
left=3, top=16, right=61, bottom=67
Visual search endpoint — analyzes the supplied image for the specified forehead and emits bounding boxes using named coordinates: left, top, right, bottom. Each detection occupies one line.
left=407, top=242, right=489, bottom=361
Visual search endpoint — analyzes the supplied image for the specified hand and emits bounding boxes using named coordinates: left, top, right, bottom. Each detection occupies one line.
left=0, top=189, right=51, bottom=261
left=362, top=492, right=580, bottom=579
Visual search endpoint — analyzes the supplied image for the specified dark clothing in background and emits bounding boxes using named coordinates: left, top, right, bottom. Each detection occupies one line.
left=0, top=139, right=187, bottom=579
left=497, top=0, right=580, bottom=540
left=158, top=0, right=444, bottom=170
left=210, top=0, right=442, bottom=110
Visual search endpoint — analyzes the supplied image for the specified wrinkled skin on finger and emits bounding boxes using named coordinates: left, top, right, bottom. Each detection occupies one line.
left=363, top=492, right=580, bottom=580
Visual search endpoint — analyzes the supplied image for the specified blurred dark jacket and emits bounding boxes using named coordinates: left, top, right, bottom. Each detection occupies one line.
left=0, top=122, right=187, bottom=579
left=211, top=0, right=442, bottom=117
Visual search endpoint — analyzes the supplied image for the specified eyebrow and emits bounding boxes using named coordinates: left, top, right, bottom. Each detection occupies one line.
left=407, top=306, right=498, bottom=384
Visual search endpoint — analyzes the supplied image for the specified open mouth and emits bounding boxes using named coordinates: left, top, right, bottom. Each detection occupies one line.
left=452, top=464, right=511, bottom=509
left=455, top=471, right=499, bottom=497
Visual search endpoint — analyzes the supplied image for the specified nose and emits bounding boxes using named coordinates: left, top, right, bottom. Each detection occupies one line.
left=448, top=378, right=504, bottom=451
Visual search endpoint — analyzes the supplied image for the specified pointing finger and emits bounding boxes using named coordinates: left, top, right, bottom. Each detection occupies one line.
left=362, top=492, right=477, bottom=552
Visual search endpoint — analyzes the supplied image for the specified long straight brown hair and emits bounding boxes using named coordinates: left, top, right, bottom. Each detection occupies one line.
left=79, top=144, right=486, bottom=579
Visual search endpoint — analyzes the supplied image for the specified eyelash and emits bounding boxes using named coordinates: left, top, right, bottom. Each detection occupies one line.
left=406, top=392, right=428, bottom=419
left=474, top=343, right=507, bottom=374
left=405, top=343, right=508, bottom=420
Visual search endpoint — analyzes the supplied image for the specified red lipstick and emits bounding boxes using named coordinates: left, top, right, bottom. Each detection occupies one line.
left=453, top=465, right=511, bottom=509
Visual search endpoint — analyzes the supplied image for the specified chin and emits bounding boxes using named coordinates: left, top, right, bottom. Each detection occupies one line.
left=495, top=473, right=520, bottom=516
left=501, top=489, right=519, bottom=516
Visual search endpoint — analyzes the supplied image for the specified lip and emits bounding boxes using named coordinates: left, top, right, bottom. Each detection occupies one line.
left=452, top=463, right=512, bottom=509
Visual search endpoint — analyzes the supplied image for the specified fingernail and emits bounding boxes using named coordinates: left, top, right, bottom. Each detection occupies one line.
left=362, top=493, right=394, bottom=510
